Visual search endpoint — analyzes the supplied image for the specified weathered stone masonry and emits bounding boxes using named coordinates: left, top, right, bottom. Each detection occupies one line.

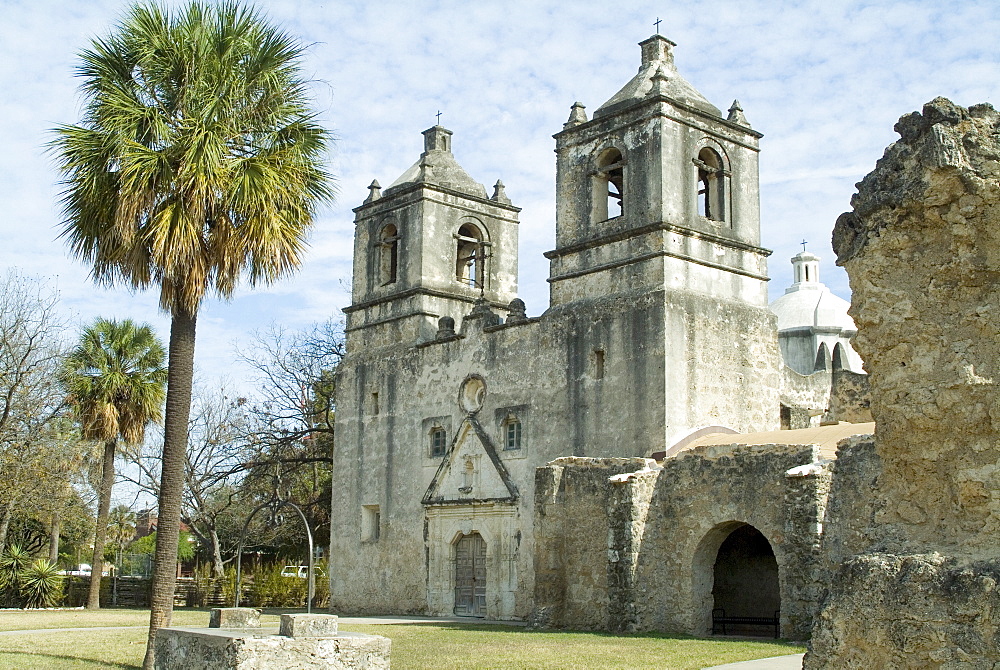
left=532, top=445, right=833, bottom=641
left=806, top=98, right=1000, bottom=668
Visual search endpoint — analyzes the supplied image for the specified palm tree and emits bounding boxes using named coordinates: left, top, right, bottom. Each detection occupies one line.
left=63, top=318, right=167, bottom=610
left=49, top=3, right=334, bottom=665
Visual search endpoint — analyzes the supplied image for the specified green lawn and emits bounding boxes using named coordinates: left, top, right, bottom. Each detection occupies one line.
left=0, top=609, right=804, bottom=669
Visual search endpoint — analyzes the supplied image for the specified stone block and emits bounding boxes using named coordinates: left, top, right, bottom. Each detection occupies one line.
left=155, top=627, right=391, bottom=670
left=209, top=607, right=260, bottom=629
left=279, top=613, right=339, bottom=638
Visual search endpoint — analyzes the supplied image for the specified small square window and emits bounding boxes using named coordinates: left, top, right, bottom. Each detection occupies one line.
left=430, top=427, right=447, bottom=458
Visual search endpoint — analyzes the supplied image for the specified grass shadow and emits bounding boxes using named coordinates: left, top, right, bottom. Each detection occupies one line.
left=0, top=651, right=138, bottom=669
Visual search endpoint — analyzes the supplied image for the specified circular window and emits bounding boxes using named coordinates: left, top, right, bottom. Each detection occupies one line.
left=458, top=376, right=486, bottom=414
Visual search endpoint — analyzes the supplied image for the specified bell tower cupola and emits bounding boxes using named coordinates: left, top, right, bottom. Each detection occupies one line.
left=345, top=126, right=521, bottom=351
left=546, top=34, right=772, bottom=307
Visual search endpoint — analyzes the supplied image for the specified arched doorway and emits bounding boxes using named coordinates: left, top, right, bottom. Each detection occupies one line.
left=454, top=533, right=486, bottom=617
left=711, top=524, right=780, bottom=636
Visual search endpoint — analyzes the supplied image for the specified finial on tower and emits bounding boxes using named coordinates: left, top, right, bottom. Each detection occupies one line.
left=364, top=179, right=382, bottom=204
left=727, top=100, right=749, bottom=126
left=650, top=64, right=670, bottom=96
left=491, top=179, right=511, bottom=204
left=564, top=102, right=588, bottom=129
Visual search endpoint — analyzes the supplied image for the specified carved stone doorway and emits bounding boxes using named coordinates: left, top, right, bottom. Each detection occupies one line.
left=454, top=532, right=486, bottom=617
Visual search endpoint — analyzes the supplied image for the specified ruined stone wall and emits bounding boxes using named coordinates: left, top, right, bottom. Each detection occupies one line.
left=634, top=444, right=824, bottom=640
left=813, top=437, right=883, bottom=579
left=532, top=445, right=828, bottom=640
left=532, top=457, right=650, bottom=629
left=780, top=367, right=833, bottom=425
left=807, top=98, right=1000, bottom=668
left=824, top=370, right=871, bottom=424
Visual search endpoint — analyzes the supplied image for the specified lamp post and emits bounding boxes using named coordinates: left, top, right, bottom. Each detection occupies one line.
left=233, top=474, right=316, bottom=613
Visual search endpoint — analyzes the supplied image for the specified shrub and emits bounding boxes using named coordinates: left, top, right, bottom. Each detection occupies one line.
left=0, top=546, right=64, bottom=608
left=19, top=559, right=64, bottom=608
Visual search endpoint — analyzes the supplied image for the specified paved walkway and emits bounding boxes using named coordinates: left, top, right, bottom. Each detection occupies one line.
left=704, top=653, right=805, bottom=669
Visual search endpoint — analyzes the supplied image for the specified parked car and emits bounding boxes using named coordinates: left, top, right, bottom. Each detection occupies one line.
left=280, top=565, right=326, bottom=579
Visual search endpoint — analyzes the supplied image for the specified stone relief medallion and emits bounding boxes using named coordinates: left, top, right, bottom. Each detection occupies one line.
left=459, top=375, right=486, bottom=414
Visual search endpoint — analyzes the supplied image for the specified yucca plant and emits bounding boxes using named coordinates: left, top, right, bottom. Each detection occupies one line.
left=0, top=545, right=32, bottom=606
left=18, top=559, right=65, bottom=609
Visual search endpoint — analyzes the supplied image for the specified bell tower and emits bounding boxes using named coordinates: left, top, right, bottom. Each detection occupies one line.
left=546, top=35, right=771, bottom=307
left=345, top=126, right=520, bottom=351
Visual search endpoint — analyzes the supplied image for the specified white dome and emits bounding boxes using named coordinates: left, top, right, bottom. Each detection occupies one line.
left=771, top=286, right=856, bottom=332
left=769, top=251, right=856, bottom=332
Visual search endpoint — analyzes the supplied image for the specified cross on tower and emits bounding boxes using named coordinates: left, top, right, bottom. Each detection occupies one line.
left=436, top=110, right=442, bottom=125
left=654, top=17, right=662, bottom=34
left=800, top=239, right=808, bottom=252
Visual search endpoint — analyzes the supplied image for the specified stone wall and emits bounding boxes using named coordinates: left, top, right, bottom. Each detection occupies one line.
left=825, top=370, right=871, bottom=424
left=807, top=98, right=1000, bottom=667
left=532, top=444, right=829, bottom=640
left=532, top=457, right=651, bottom=629
left=331, top=280, right=783, bottom=620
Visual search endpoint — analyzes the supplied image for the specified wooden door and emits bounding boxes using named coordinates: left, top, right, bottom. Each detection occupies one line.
left=454, top=533, right=486, bottom=617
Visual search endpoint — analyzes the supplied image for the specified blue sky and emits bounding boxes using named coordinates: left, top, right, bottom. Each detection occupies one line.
left=1, top=0, right=997, bottom=390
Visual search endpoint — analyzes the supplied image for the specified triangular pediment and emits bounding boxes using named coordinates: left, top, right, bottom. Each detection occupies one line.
left=422, top=417, right=518, bottom=505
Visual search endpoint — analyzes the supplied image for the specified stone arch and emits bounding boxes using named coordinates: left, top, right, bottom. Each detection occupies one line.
left=831, top=341, right=847, bottom=371
left=691, top=521, right=781, bottom=637
left=693, top=139, right=731, bottom=224
left=814, top=341, right=832, bottom=372
left=592, top=146, right=626, bottom=222
left=455, top=217, right=489, bottom=288
left=661, top=425, right=739, bottom=459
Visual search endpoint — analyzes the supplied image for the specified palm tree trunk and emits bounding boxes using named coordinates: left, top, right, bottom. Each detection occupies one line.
left=87, top=438, right=116, bottom=609
left=48, top=511, right=61, bottom=564
left=143, top=309, right=196, bottom=670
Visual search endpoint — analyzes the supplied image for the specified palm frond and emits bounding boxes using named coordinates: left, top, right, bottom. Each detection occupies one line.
left=50, top=1, right=335, bottom=315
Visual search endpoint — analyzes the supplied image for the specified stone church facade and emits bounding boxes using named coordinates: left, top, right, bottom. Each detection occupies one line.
left=328, top=34, right=868, bottom=628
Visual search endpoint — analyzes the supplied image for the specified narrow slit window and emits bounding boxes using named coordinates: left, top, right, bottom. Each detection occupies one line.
left=378, top=224, right=399, bottom=285
left=595, top=350, right=606, bottom=380
left=362, top=505, right=380, bottom=542
left=504, top=417, right=522, bottom=451
left=371, top=392, right=380, bottom=415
